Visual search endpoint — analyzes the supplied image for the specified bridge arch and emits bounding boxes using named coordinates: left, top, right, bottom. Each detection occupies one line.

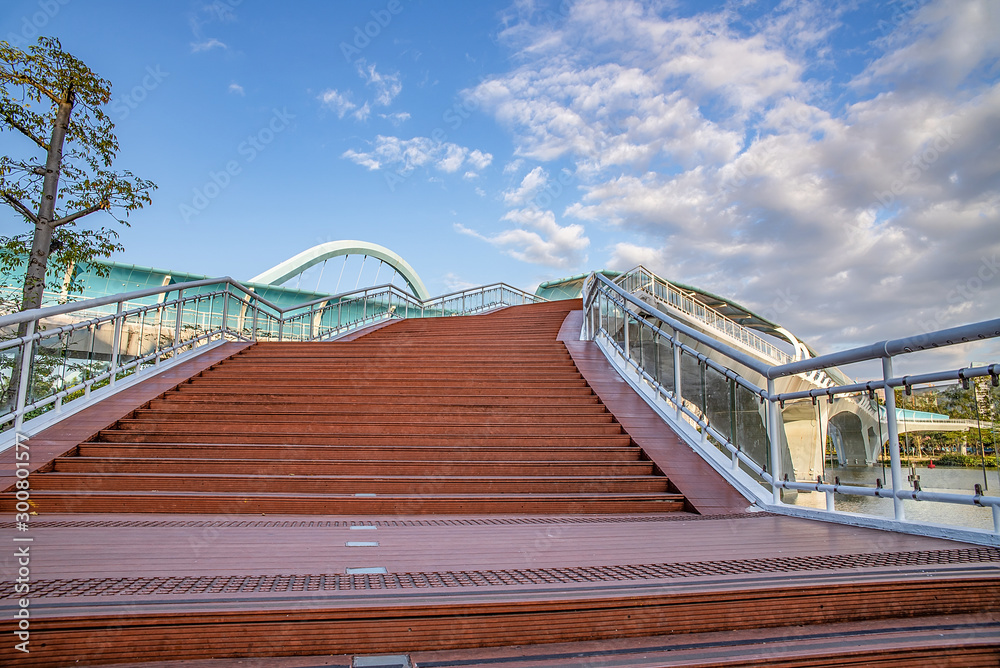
left=249, top=240, right=430, bottom=300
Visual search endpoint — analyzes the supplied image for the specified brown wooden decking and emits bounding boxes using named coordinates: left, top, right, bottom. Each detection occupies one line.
left=1, top=301, right=998, bottom=666
left=3, top=301, right=687, bottom=516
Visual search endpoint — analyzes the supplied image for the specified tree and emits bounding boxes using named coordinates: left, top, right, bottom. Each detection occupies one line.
left=0, top=36, right=156, bottom=313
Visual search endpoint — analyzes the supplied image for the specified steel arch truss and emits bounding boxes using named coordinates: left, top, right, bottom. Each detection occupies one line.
left=249, top=240, right=430, bottom=300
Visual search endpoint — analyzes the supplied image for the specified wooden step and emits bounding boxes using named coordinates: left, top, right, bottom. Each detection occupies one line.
left=4, top=490, right=686, bottom=514
left=93, top=432, right=636, bottom=447
left=108, top=419, right=626, bottom=436
left=75, top=442, right=644, bottom=461
left=51, top=456, right=656, bottom=476
left=29, top=472, right=670, bottom=494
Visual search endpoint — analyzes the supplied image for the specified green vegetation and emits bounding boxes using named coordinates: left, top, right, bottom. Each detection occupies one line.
left=934, top=453, right=997, bottom=468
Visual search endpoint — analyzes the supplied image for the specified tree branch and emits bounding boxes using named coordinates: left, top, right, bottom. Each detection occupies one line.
left=51, top=201, right=107, bottom=228
left=0, top=67, right=61, bottom=104
left=0, top=109, right=49, bottom=151
left=1, top=191, right=38, bottom=223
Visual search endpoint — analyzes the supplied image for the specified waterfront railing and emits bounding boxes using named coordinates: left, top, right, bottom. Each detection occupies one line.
left=584, top=270, right=1000, bottom=543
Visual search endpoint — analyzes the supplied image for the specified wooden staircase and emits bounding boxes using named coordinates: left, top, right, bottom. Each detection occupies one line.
left=22, top=300, right=687, bottom=515
left=2, top=300, right=998, bottom=667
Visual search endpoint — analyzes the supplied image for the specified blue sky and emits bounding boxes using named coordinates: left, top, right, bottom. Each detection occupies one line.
left=1, top=0, right=998, bottom=370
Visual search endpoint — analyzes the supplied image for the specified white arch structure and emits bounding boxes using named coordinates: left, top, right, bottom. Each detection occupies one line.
left=249, top=240, right=431, bottom=301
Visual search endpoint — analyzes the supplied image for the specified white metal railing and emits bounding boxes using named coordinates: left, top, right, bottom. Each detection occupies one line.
left=0, top=277, right=543, bottom=439
left=584, top=271, right=1000, bottom=544
left=615, top=266, right=794, bottom=364
left=615, top=266, right=884, bottom=422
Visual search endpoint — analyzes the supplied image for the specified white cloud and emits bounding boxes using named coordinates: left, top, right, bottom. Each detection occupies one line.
left=856, top=1, right=1000, bottom=93
left=190, top=38, right=227, bottom=52
left=504, top=158, right=525, bottom=174
left=442, top=272, right=479, bottom=292
left=457, top=208, right=589, bottom=269
left=380, top=111, right=411, bottom=125
left=472, top=0, right=1000, bottom=363
left=357, top=61, right=403, bottom=106
left=468, top=149, right=493, bottom=171
left=340, top=149, right=381, bottom=171
left=439, top=143, right=467, bottom=173
left=318, top=62, right=407, bottom=124
left=228, top=83, right=244, bottom=96
left=342, top=136, right=493, bottom=177
left=319, top=89, right=357, bottom=119
left=503, top=166, right=548, bottom=206
left=353, top=101, right=371, bottom=122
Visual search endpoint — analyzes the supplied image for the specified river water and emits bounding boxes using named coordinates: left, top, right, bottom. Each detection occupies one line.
left=788, top=465, right=1000, bottom=532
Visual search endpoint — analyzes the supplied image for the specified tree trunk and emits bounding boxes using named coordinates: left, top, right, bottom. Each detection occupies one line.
left=20, top=86, right=75, bottom=313
left=6, top=88, right=75, bottom=414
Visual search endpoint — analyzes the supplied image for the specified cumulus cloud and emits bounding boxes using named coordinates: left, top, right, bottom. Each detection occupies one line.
left=503, top=166, right=549, bottom=205
left=855, top=1, right=1000, bottom=93
left=472, top=0, right=1000, bottom=363
left=456, top=208, right=589, bottom=269
left=228, top=82, right=244, bottom=96
left=342, top=135, right=493, bottom=176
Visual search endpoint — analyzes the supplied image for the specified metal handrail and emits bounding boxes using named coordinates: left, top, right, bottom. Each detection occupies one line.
left=615, top=266, right=794, bottom=364
left=612, top=267, right=889, bottom=423
left=1, top=277, right=546, bottom=436
left=584, top=271, right=1000, bottom=539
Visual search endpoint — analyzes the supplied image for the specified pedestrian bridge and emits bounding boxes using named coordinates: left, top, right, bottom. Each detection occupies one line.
left=1, top=254, right=999, bottom=665
left=542, top=266, right=993, bottom=479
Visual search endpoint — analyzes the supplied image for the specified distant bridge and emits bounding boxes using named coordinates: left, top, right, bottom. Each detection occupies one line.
left=547, top=266, right=989, bottom=479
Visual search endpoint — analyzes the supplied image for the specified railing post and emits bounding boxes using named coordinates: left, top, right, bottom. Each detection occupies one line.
left=110, top=301, right=124, bottom=387
left=221, top=284, right=230, bottom=337
left=672, top=335, right=682, bottom=422
left=174, top=289, right=184, bottom=349
left=767, top=378, right=782, bottom=505
left=882, top=356, right=906, bottom=522
left=13, top=320, right=36, bottom=432
left=623, top=311, right=630, bottom=359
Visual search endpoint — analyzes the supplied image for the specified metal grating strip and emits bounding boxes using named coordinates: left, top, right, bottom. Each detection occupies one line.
left=6, top=547, right=998, bottom=599
left=0, top=513, right=768, bottom=530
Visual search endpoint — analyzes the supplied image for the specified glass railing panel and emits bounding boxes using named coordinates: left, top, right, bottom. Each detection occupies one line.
left=704, top=365, right=733, bottom=449
left=637, top=319, right=656, bottom=378
left=654, top=332, right=674, bottom=393
left=0, top=343, right=18, bottom=425
left=735, top=382, right=770, bottom=479
left=627, top=315, right=643, bottom=364
left=679, top=348, right=705, bottom=418
left=612, top=301, right=625, bottom=351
